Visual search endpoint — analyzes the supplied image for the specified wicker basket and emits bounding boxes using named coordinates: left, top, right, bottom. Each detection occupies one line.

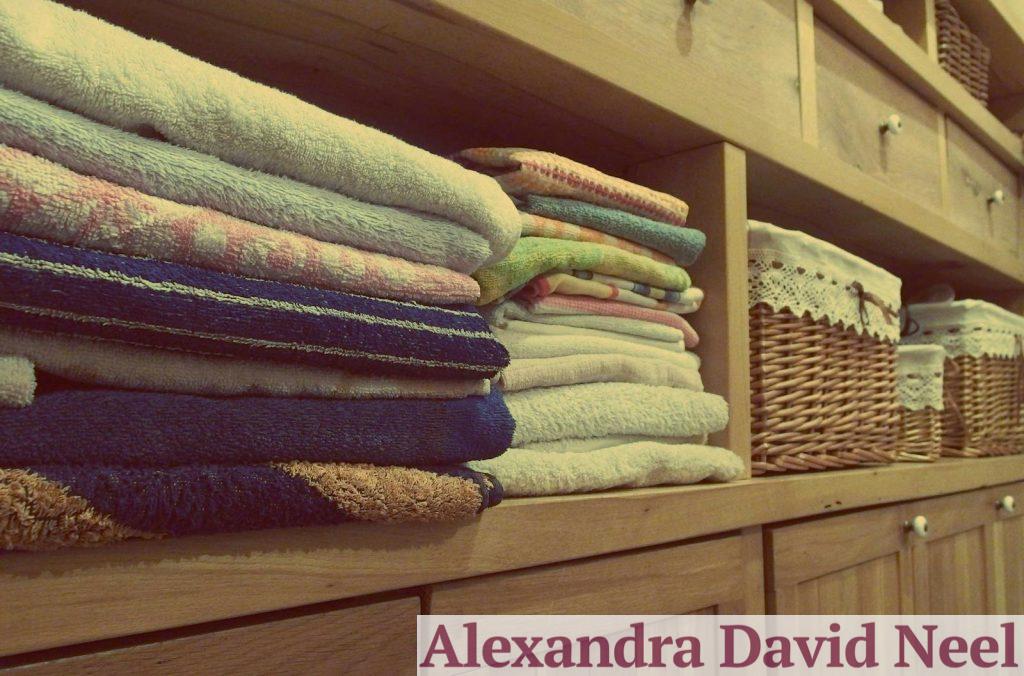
left=748, top=221, right=903, bottom=475
left=904, top=301, right=1024, bottom=457
left=895, top=345, right=945, bottom=462
left=936, top=0, right=991, bottom=103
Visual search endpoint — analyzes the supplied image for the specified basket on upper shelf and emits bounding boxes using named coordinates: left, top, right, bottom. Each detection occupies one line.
left=903, top=300, right=1024, bottom=457
left=935, top=0, right=991, bottom=104
left=748, top=221, right=903, bottom=475
left=895, top=345, right=945, bottom=462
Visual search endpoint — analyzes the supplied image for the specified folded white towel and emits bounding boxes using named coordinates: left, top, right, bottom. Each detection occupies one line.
left=506, top=382, right=728, bottom=446
left=500, top=355, right=702, bottom=392
left=491, top=300, right=684, bottom=342
left=469, top=443, right=744, bottom=496
left=0, top=354, right=34, bottom=407
left=0, top=0, right=520, bottom=264
left=499, top=320, right=686, bottom=354
left=492, top=330, right=701, bottom=371
left=527, top=435, right=707, bottom=453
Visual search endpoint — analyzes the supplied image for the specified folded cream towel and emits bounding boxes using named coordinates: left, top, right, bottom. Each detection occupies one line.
left=500, top=320, right=687, bottom=354
left=506, top=383, right=727, bottom=446
left=0, top=86, right=492, bottom=273
left=0, top=0, right=520, bottom=264
left=527, top=435, right=707, bottom=453
left=0, top=354, right=34, bottom=407
left=491, top=300, right=685, bottom=342
left=0, top=327, right=490, bottom=399
left=491, top=330, right=701, bottom=370
left=469, top=443, right=744, bottom=496
left=500, top=354, right=703, bottom=392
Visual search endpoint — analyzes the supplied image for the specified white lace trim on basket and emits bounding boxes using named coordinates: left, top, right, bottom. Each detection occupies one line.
left=896, top=345, right=945, bottom=411
left=904, top=300, right=1024, bottom=359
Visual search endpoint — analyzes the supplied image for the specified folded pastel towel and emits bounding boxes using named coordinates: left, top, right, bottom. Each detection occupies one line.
left=0, top=0, right=520, bottom=264
left=457, top=148, right=690, bottom=226
left=499, top=320, right=686, bottom=354
left=522, top=272, right=702, bottom=314
left=0, top=386, right=514, bottom=467
left=0, top=327, right=490, bottom=399
left=572, top=271, right=700, bottom=304
left=499, top=354, right=703, bottom=392
left=491, top=300, right=686, bottom=343
left=521, top=195, right=705, bottom=265
left=0, top=144, right=478, bottom=304
left=0, top=86, right=492, bottom=273
left=469, top=443, right=743, bottom=496
left=505, top=383, right=728, bottom=446
left=524, top=296, right=700, bottom=347
left=0, top=232, right=508, bottom=379
left=1, top=463, right=502, bottom=551
left=520, top=212, right=673, bottom=264
left=526, top=435, right=707, bottom=453
left=474, top=237, right=690, bottom=305
left=0, top=354, right=34, bottom=407
left=491, top=329, right=700, bottom=370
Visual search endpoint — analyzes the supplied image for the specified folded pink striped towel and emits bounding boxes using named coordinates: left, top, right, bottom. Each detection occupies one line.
left=523, top=295, right=699, bottom=347
left=520, top=212, right=673, bottom=264
left=459, top=148, right=689, bottom=226
left=520, top=272, right=703, bottom=314
left=0, top=145, right=479, bottom=304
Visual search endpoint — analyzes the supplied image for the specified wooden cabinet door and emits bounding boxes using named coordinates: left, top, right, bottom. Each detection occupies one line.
left=429, top=529, right=764, bottom=615
left=989, top=482, right=1024, bottom=613
left=765, top=506, right=914, bottom=613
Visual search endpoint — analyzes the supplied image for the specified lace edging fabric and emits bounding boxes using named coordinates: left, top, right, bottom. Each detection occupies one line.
left=905, top=300, right=1024, bottom=359
left=896, top=345, right=945, bottom=411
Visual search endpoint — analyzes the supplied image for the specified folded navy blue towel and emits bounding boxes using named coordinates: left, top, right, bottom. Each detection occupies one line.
left=0, top=231, right=508, bottom=379
left=0, top=384, right=514, bottom=467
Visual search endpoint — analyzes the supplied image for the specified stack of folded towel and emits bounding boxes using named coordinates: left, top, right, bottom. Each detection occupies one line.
left=0, top=0, right=522, bottom=550
left=455, top=148, right=744, bottom=496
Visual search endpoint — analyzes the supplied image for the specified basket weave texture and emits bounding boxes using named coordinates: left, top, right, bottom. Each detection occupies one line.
left=941, top=354, right=1024, bottom=457
left=898, top=407, right=942, bottom=462
left=936, top=0, right=991, bottom=103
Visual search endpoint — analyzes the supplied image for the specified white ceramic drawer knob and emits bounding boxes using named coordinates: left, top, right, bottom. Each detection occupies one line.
left=880, top=113, right=903, bottom=135
left=906, top=515, right=929, bottom=538
left=998, top=495, right=1016, bottom=514
left=988, top=189, right=1006, bottom=206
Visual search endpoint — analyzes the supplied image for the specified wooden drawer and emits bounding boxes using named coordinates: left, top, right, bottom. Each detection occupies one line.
left=429, top=530, right=764, bottom=615
left=547, top=0, right=803, bottom=136
left=815, top=19, right=944, bottom=210
left=8, top=597, right=418, bottom=675
left=945, top=120, right=1022, bottom=254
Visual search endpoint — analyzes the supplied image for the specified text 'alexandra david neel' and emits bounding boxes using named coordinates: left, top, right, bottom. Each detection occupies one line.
left=418, top=616, right=1019, bottom=673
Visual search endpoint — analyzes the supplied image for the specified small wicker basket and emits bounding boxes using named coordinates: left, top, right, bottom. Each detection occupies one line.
left=895, top=345, right=945, bottom=462
left=935, top=0, right=991, bottom=103
left=748, top=221, right=903, bottom=475
left=904, top=301, right=1024, bottom=457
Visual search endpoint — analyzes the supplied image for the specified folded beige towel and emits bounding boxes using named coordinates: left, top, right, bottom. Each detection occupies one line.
left=498, top=319, right=686, bottom=354
left=491, top=329, right=700, bottom=371
left=491, top=300, right=684, bottom=342
left=0, top=327, right=490, bottom=399
left=500, top=355, right=703, bottom=392
left=0, top=354, right=34, bottom=407
left=527, top=435, right=708, bottom=453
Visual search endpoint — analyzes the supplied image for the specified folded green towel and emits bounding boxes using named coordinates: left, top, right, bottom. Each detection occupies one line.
left=474, top=237, right=690, bottom=305
left=520, top=195, right=706, bottom=266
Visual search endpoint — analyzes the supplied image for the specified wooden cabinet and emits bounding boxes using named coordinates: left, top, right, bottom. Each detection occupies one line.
left=429, top=529, right=765, bottom=615
left=9, top=598, right=419, bottom=676
left=767, top=481, right=1024, bottom=614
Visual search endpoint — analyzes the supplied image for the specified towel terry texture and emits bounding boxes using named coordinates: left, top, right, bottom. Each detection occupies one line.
left=474, top=237, right=690, bottom=305
left=521, top=272, right=701, bottom=314
left=0, top=386, right=514, bottom=467
left=521, top=195, right=705, bottom=265
left=497, top=320, right=686, bottom=354
left=0, top=0, right=521, bottom=264
left=492, top=330, right=700, bottom=370
left=457, top=148, right=690, bottom=226
left=469, top=443, right=743, bottom=496
left=490, top=300, right=686, bottom=343
left=499, top=354, right=703, bottom=392
left=520, top=212, right=673, bottom=264
left=505, top=383, right=728, bottom=446
left=0, top=232, right=509, bottom=379
left=0, top=463, right=502, bottom=551
left=572, top=270, right=699, bottom=304
left=0, top=353, right=34, bottom=407
left=523, top=295, right=700, bottom=346
left=0, top=327, right=490, bottom=399
left=0, top=144, right=479, bottom=304
left=0, top=86, right=493, bottom=273
left=526, top=435, right=707, bottom=453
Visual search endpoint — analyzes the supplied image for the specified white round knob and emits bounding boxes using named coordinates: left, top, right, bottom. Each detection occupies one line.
left=998, top=495, right=1016, bottom=514
left=881, top=114, right=903, bottom=135
left=988, top=189, right=1006, bottom=206
left=906, top=515, right=929, bottom=538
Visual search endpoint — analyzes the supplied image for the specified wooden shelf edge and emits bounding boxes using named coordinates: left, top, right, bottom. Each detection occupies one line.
left=3, top=455, right=1024, bottom=657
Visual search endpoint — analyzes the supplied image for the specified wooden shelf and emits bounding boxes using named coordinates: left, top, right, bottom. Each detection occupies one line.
left=947, top=0, right=1024, bottom=99
left=4, top=455, right=1024, bottom=657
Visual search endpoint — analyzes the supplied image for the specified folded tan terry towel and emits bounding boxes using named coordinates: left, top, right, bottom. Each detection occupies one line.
left=0, top=354, right=34, bottom=407
left=499, top=354, right=703, bottom=392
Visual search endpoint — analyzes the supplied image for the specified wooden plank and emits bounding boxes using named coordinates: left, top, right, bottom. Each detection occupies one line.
left=796, top=0, right=820, bottom=145
left=884, top=0, right=938, bottom=60
left=4, top=457, right=1024, bottom=656
left=947, top=0, right=1024, bottom=98
left=631, top=143, right=752, bottom=471
left=7, top=598, right=419, bottom=675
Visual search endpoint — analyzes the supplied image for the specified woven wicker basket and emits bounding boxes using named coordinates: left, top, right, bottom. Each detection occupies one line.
left=895, top=345, right=945, bottom=462
left=748, top=221, right=903, bottom=475
left=936, top=0, right=991, bottom=103
left=905, top=301, right=1024, bottom=457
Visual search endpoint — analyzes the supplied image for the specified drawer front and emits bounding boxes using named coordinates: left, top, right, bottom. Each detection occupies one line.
left=946, top=120, right=1022, bottom=254
left=10, top=597, right=419, bottom=675
left=429, top=531, right=764, bottom=615
left=815, top=19, right=944, bottom=210
left=547, top=0, right=803, bottom=135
